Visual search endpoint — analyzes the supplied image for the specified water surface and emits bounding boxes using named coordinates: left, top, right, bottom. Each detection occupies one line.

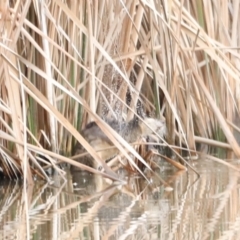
left=0, top=159, right=240, bottom=240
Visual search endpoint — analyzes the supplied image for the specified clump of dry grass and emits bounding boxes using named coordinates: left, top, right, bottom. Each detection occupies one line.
left=0, top=0, right=240, bottom=182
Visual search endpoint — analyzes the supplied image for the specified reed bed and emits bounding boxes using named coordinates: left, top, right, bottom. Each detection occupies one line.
left=0, top=0, right=240, bottom=182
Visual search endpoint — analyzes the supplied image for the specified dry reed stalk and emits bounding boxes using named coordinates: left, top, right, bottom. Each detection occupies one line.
left=0, top=0, right=240, bottom=181
left=0, top=0, right=33, bottom=184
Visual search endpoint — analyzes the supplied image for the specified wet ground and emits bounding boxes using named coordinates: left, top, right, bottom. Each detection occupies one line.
left=0, top=159, right=240, bottom=240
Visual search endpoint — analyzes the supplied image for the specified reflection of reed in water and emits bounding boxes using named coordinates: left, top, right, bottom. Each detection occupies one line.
left=71, top=118, right=166, bottom=170
left=0, top=162, right=238, bottom=240
left=70, top=170, right=171, bottom=239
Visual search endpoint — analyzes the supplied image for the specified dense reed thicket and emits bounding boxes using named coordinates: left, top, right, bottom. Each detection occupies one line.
left=0, top=0, right=240, bottom=183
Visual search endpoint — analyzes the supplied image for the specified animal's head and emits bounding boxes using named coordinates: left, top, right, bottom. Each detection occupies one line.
left=140, top=118, right=167, bottom=138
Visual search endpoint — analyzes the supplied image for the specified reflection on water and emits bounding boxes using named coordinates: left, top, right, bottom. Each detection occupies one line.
left=0, top=160, right=240, bottom=240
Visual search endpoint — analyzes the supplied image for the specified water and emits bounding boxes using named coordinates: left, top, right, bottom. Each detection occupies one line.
left=0, top=159, right=240, bottom=240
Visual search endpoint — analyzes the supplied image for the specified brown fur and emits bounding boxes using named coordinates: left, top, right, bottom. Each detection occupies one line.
left=71, top=118, right=166, bottom=170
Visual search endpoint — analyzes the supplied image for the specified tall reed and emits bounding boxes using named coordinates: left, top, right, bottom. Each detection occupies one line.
left=0, top=0, right=239, bottom=182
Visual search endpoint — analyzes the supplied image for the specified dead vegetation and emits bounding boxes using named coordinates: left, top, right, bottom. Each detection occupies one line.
left=0, top=0, right=240, bottom=182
